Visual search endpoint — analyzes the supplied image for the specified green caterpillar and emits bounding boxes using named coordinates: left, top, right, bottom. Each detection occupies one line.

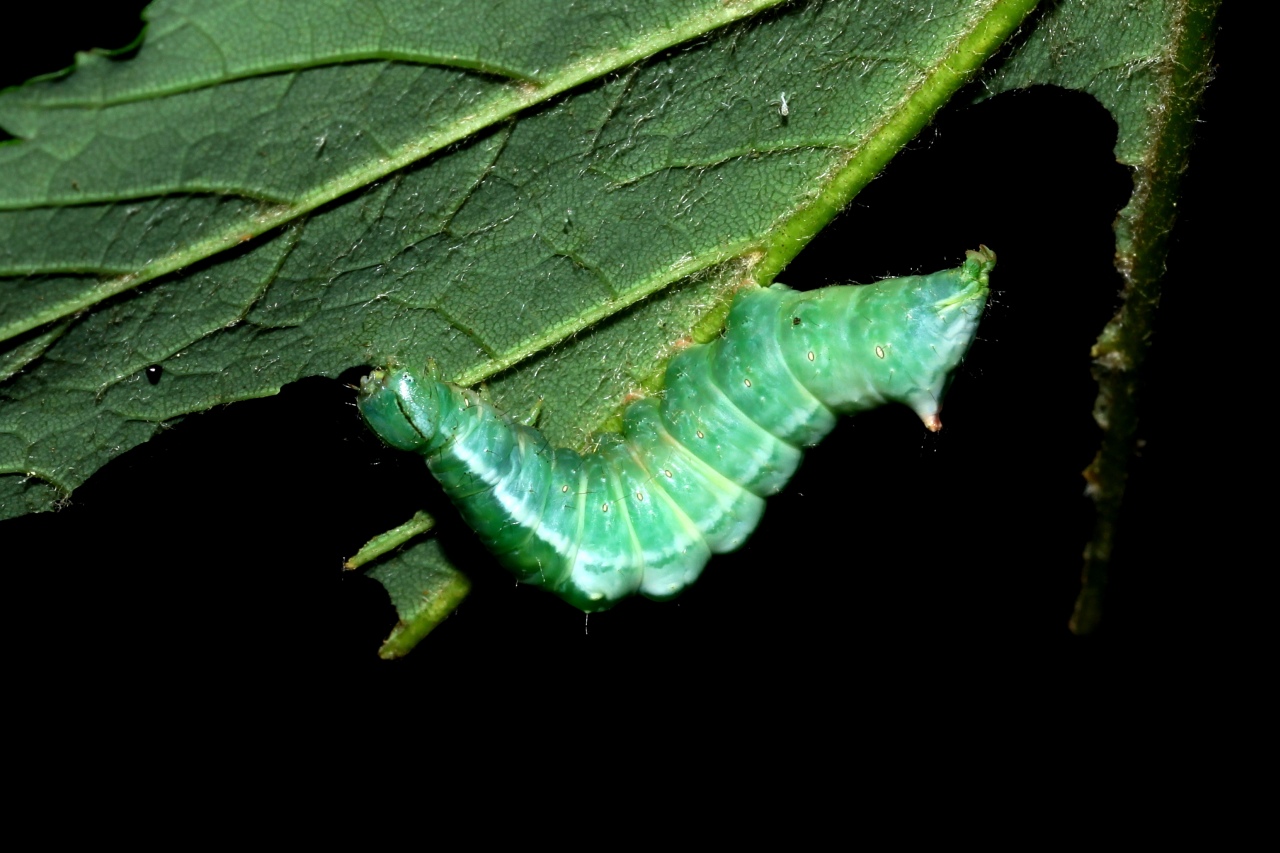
left=359, top=247, right=994, bottom=611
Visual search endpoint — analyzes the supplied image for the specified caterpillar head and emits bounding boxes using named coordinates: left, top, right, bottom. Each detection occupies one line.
left=358, top=367, right=444, bottom=453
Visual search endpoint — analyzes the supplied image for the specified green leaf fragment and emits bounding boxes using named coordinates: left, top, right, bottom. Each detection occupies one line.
left=344, top=510, right=435, bottom=570
left=981, top=0, right=1221, bottom=633
left=365, top=539, right=471, bottom=659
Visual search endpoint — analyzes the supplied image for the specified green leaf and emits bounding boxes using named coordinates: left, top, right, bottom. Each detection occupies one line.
left=343, top=509, right=434, bottom=571
left=980, top=0, right=1221, bottom=634
left=364, top=538, right=469, bottom=659
left=0, top=0, right=1219, bottom=657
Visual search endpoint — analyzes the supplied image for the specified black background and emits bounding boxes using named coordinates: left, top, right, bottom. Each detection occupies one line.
left=2, top=4, right=1230, bottom=722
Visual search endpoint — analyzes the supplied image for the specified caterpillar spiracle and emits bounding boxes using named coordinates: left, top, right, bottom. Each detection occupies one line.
left=359, top=247, right=994, bottom=611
